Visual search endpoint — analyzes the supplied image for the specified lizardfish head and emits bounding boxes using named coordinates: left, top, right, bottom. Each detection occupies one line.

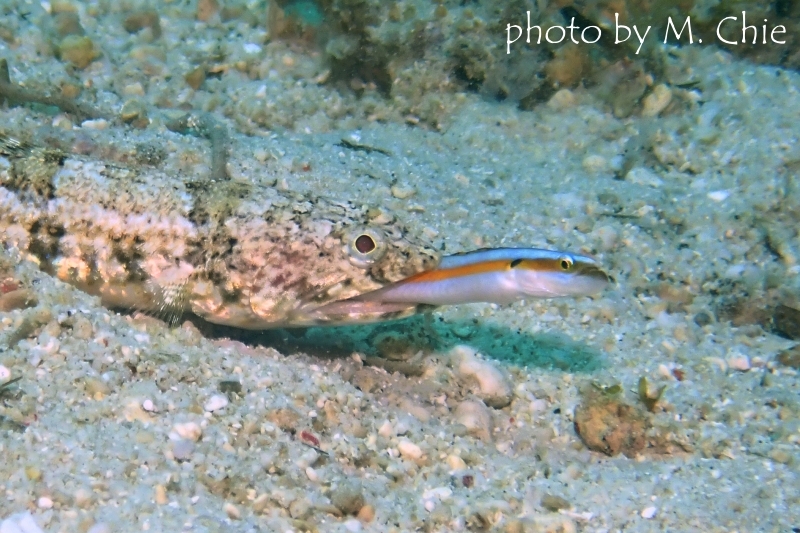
left=185, top=192, right=441, bottom=329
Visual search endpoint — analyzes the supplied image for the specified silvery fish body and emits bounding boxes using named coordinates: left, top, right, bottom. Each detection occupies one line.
left=0, top=134, right=440, bottom=328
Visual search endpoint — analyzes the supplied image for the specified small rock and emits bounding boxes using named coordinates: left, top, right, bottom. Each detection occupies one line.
left=694, top=311, right=713, bottom=327
left=390, top=185, right=416, bottom=199
left=0, top=513, right=45, bottom=533
left=331, top=479, right=365, bottom=516
left=727, top=353, right=751, bottom=372
left=582, top=154, right=607, bottom=174
left=450, top=345, right=513, bottom=408
left=446, top=454, right=467, bottom=471
left=776, top=346, right=800, bottom=369
left=541, top=493, right=570, bottom=512
left=57, top=35, right=100, bottom=69
left=640, top=506, right=657, bottom=519
left=196, top=0, right=220, bottom=21
left=625, top=167, right=663, bottom=188
left=218, top=380, right=242, bottom=394
left=356, top=504, right=375, bottom=523
left=185, top=66, right=207, bottom=90
left=642, top=84, right=672, bottom=117
left=173, top=422, right=202, bottom=441
left=36, top=496, right=53, bottom=509
left=397, top=439, right=423, bottom=460
left=122, top=9, right=161, bottom=38
left=74, top=488, right=93, bottom=508
left=154, top=484, right=167, bottom=505
left=204, top=394, right=229, bottom=412
left=52, top=11, right=84, bottom=38
left=119, top=100, right=149, bottom=129
left=707, top=190, right=730, bottom=202
left=773, top=304, right=800, bottom=340
left=453, top=399, right=493, bottom=441
left=573, top=389, right=649, bottom=457
left=223, top=502, right=240, bottom=520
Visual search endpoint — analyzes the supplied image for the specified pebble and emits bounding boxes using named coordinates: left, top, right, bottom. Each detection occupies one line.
left=625, top=166, right=663, bottom=187
left=642, top=84, right=672, bottom=117
left=450, top=345, right=513, bottom=408
left=776, top=346, right=800, bottom=369
left=204, top=394, right=229, bottom=412
left=0, top=513, right=45, bottom=533
left=173, top=422, right=202, bottom=441
left=453, top=400, right=493, bottom=441
left=640, top=506, right=657, bottom=519
left=154, top=485, right=167, bottom=505
left=397, top=439, right=423, bottom=460
left=446, top=454, right=467, bottom=472
left=356, top=504, right=375, bottom=523
left=223, top=502, right=240, bottom=520
left=0, top=365, right=9, bottom=381
left=57, top=35, right=100, bottom=69
left=707, top=190, right=730, bottom=202
left=390, top=185, right=416, bottom=199
left=727, top=353, right=751, bottom=372
left=87, top=524, right=111, bottom=533
left=36, top=496, right=53, bottom=509
left=582, top=154, right=608, bottom=174
left=142, top=399, right=156, bottom=412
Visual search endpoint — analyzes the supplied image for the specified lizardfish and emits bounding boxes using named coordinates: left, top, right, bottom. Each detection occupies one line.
left=0, top=129, right=607, bottom=329
left=309, top=247, right=609, bottom=324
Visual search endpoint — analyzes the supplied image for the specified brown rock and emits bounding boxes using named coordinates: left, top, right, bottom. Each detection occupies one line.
left=57, top=35, right=100, bottom=69
left=123, top=9, right=162, bottom=39
left=196, top=0, right=220, bottom=22
left=330, top=479, right=364, bottom=515
left=574, top=392, right=649, bottom=457
left=773, top=304, right=800, bottom=340
left=776, top=345, right=800, bottom=369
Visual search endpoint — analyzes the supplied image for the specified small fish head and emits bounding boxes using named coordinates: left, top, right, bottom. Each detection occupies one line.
left=513, top=252, right=610, bottom=298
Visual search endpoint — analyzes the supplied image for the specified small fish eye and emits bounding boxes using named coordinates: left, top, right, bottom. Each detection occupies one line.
left=354, top=234, right=376, bottom=254
left=559, top=257, right=573, bottom=271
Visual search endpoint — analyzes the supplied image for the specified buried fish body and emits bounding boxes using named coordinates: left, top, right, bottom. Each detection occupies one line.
left=0, top=133, right=607, bottom=328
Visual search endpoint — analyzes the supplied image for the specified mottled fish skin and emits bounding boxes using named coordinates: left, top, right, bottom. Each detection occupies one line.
left=0, top=133, right=440, bottom=328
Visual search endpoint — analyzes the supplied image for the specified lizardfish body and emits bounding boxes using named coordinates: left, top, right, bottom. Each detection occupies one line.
left=0, top=130, right=607, bottom=328
left=309, top=248, right=609, bottom=323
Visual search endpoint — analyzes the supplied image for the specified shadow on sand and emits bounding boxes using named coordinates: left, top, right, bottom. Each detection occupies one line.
left=192, top=313, right=605, bottom=373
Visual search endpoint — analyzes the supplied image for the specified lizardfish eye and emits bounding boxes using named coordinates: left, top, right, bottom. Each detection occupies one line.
left=559, top=256, right=573, bottom=271
left=346, top=227, right=387, bottom=267
left=354, top=234, right=376, bottom=254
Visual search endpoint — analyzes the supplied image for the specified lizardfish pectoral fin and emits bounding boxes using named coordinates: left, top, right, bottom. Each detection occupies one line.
left=307, top=299, right=435, bottom=325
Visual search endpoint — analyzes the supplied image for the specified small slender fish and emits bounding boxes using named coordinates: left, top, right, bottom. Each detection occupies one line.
left=310, top=247, right=609, bottom=322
